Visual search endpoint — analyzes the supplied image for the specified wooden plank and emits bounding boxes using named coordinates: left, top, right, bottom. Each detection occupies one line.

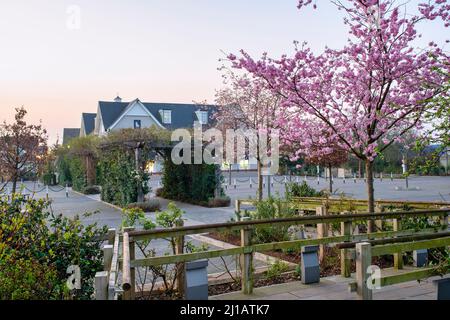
left=393, top=218, right=403, bottom=270
left=316, top=206, right=328, bottom=263
left=102, top=244, right=113, bottom=272
left=379, top=267, right=442, bottom=287
left=108, top=231, right=120, bottom=300
left=372, top=236, right=450, bottom=256
left=129, top=209, right=449, bottom=241
left=340, top=216, right=352, bottom=278
left=122, top=232, right=131, bottom=300
left=95, top=271, right=109, bottom=300
left=240, top=218, right=253, bottom=295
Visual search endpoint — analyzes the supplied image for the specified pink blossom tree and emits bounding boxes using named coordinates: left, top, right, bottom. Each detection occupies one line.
left=228, top=0, right=449, bottom=230
left=215, top=70, right=284, bottom=200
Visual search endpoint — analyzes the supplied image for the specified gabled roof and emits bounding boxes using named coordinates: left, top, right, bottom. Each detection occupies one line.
left=98, top=100, right=217, bottom=131
left=62, top=128, right=80, bottom=145
left=82, top=113, right=96, bottom=135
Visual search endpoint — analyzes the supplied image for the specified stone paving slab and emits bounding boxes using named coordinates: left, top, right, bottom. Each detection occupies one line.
left=210, top=275, right=440, bottom=300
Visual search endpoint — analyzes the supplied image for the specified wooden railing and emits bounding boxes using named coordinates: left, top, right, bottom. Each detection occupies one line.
left=236, top=197, right=450, bottom=214
left=95, top=205, right=450, bottom=300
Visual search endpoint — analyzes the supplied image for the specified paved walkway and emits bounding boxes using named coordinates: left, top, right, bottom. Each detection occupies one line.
left=210, top=272, right=440, bottom=300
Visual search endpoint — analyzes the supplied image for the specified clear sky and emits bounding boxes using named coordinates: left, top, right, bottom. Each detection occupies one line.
left=0, top=0, right=447, bottom=143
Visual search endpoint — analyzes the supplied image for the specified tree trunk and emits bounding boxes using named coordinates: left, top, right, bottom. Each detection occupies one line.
left=135, top=147, right=144, bottom=203
left=358, top=160, right=362, bottom=179
left=328, top=164, right=333, bottom=194
left=365, top=159, right=375, bottom=232
left=257, top=159, right=263, bottom=201
left=12, top=175, right=17, bottom=194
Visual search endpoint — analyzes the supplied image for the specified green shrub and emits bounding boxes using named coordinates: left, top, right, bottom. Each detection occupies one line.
left=82, top=185, right=101, bottom=195
left=0, top=252, right=63, bottom=300
left=0, top=195, right=107, bottom=300
left=265, top=260, right=289, bottom=281
left=97, top=149, right=149, bottom=207
left=251, top=197, right=296, bottom=244
left=126, top=199, right=161, bottom=213
left=160, top=159, right=222, bottom=205
left=285, top=181, right=323, bottom=199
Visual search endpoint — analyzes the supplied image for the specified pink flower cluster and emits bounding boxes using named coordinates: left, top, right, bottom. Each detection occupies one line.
left=229, top=0, right=449, bottom=163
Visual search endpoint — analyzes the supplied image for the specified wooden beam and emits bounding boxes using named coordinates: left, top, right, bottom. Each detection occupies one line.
left=122, top=232, right=132, bottom=299
left=356, top=242, right=372, bottom=300
left=372, top=236, right=450, bottom=256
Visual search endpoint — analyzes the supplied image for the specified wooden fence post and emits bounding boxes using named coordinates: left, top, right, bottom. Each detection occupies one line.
left=356, top=242, right=372, bottom=300
left=102, top=244, right=113, bottom=272
left=375, top=205, right=383, bottom=232
left=107, top=228, right=116, bottom=245
left=240, top=217, right=253, bottom=295
left=122, top=232, right=132, bottom=300
left=316, top=206, right=328, bottom=263
left=235, top=199, right=241, bottom=216
left=175, top=219, right=185, bottom=298
left=94, top=271, right=109, bottom=300
left=393, top=218, right=403, bottom=269
left=340, top=214, right=352, bottom=278
left=123, top=227, right=135, bottom=300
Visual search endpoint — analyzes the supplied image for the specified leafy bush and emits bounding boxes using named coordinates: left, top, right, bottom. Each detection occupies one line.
left=0, top=195, right=107, bottom=300
left=97, top=149, right=149, bottom=207
left=83, top=185, right=101, bottom=195
left=251, top=197, right=296, bottom=244
left=285, top=181, right=323, bottom=199
left=126, top=199, right=161, bottom=213
left=265, top=260, right=289, bottom=281
left=160, top=159, right=223, bottom=205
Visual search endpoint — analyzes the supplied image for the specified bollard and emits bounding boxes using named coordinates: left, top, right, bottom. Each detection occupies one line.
left=354, top=173, right=356, bottom=183
left=46, top=185, right=49, bottom=199
left=380, top=172, right=383, bottom=182
left=249, top=178, right=252, bottom=189
left=343, top=176, right=346, bottom=184
left=65, top=184, right=69, bottom=198
left=391, top=172, right=393, bottom=181
left=317, top=175, right=320, bottom=185
left=184, top=260, right=209, bottom=300
left=301, top=245, right=320, bottom=284
left=434, top=278, right=450, bottom=300
left=413, top=249, right=428, bottom=267
left=233, top=179, right=237, bottom=189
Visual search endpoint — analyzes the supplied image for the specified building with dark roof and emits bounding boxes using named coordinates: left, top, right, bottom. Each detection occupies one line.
left=93, top=97, right=215, bottom=135
left=62, top=128, right=80, bottom=145
left=80, top=113, right=96, bottom=137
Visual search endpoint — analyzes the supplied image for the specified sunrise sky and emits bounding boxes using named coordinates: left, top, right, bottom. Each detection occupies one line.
left=0, top=0, right=448, bottom=143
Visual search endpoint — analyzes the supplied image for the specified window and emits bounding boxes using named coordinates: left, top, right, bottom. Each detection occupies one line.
left=196, top=111, right=208, bottom=125
left=134, top=120, right=141, bottom=129
left=161, top=110, right=171, bottom=124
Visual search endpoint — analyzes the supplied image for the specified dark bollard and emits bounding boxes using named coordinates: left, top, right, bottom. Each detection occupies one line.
left=184, top=260, right=208, bottom=300
left=413, top=249, right=428, bottom=267
left=301, top=245, right=320, bottom=284
left=434, top=278, right=450, bottom=300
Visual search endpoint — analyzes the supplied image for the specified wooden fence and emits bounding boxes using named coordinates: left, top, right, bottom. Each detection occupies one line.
left=95, top=200, right=449, bottom=300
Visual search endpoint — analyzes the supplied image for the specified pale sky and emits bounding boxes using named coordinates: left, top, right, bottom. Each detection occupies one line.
left=0, top=0, right=447, bottom=143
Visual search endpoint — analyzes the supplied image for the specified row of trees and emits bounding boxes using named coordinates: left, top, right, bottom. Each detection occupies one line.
left=215, top=0, right=449, bottom=231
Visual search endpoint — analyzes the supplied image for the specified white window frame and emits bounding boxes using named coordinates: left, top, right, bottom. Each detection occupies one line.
left=161, top=110, right=172, bottom=124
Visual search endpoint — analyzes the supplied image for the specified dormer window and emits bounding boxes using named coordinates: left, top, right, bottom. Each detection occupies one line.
left=196, top=111, right=208, bottom=125
left=160, top=110, right=172, bottom=124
